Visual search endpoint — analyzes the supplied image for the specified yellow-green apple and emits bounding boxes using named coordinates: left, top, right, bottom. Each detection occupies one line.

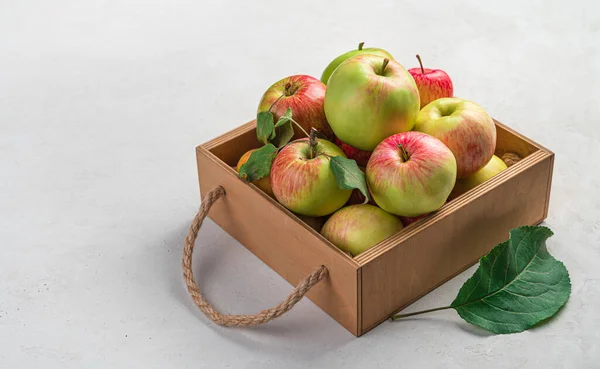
left=334, top=137, right=372, bottom=167
left=320, top=42, right=393, bottom=84
left=325, top=55, right=420, bottom=151
left=258, top=75, right=333, bottom=138
left=415, top=97, right=496, bottom=178
left=235, top=149, right=275, bottom=197
left=450, top=154, right=507, bottom=199
left=408, top=55, right=453, bottom=108
left=321, top=204, right=403, bottom=256
left=270, top=138, right=351, bottom=216
left=366, top=132, right=457, bottom=217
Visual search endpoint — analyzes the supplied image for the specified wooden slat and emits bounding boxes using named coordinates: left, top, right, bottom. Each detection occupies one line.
left=194, top=117, right=554, bottom=337
left=358, top=152, right=554, bottom=333
left=196, top=146, right=361, bottom=336
left=354, top=150, right=548, bottom=265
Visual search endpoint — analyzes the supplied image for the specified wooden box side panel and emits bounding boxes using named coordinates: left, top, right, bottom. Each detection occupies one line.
left=196, top=147, right=361, bottom=336
left=359, top=153, right=554, bottom=333
left=494, top=120, right=541, bottom=158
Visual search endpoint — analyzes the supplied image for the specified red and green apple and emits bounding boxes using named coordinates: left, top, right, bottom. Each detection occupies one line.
left=415, top=97, right=496, bottom=178
left=334, top=137, right=372, bottom=167
left=258, top=75, right=333, bottom=138
left=408, top=55, right=453, bottom=108
left=320, top=42, right=393, bottom=85
left=321, top=204, right=403, bottom=256
left=366, top=131, right=457, bottom=217
left=270, top=138, right=351, bottom=216
left=325, top=55, right=420, bottom=151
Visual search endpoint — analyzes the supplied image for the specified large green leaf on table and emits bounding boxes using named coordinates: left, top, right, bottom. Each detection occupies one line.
left=256, top=111, right=275, bottom=145
left=238, top=144, right=278, bottom=182
left=451, top=226, right=571, bottom=334
left=329, top=156, right=369, bottom=202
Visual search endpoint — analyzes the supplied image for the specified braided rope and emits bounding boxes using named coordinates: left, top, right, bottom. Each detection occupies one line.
left=182, top=186, right=328, bottom=326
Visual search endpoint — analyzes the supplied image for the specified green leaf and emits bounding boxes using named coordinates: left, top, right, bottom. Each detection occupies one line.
left=329, top=156, right=369, bottom=202
left=238, top=144, right=278, bottom=182
left=272, top=108, right=294, bottom=148
left=450, top=226, right=571, bottom=334
left=276, top=108, right=293, bottom=125
left=256, top=111, right=275, bottom=144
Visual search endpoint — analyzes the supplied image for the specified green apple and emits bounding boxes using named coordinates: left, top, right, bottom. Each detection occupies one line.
left=320, top=42, right=393, bottom=84
left=270, top=138, right=352, bottom=216
left=415, top=97, right=496, bottom=178
left=450, top=155, right=507, bottom=199
left=324, top=55, right=420, bottom=151
left=366, top=131, right=457, bottom=217
left=321, top=204, right=403, bottom=256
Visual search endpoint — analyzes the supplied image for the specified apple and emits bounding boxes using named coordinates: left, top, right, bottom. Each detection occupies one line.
left=334, top=137, right=372, bottom=167
left=399, top=213, right=429, bottom=227
left=415, top=97, right=496, bottom=178
left=320, top=42, right=393, bottom=85
left=408, top=54, right=453, bottom=108
left=321, top=204, right=403, bottom=256
left=450, top=155, right=507, bottom=199
left=297, top=214, right=326, bottom=233
left=257, top=75, right=333, bottom=138
left=236, top=149, right=275, bottom=197
left=366, top=131, right=457, bottom=217
left=325, top=55, right=420, bottom=151
left=270, top=138, right=352, bottom=216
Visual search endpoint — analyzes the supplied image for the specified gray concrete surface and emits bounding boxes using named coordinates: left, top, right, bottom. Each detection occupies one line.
left=1, top=1, right=599, bottom=368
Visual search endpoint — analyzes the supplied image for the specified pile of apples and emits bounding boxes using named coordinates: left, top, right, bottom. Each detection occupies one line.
left=236, top=43, right=509, bottom=257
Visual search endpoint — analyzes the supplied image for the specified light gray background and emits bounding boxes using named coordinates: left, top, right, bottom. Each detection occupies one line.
left=1, top=1, right=599, bottom=368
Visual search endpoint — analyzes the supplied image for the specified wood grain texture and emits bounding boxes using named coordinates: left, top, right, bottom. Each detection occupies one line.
left=358, top=151, right=554, bottom=333
left=196, top=145, right=361, bottom=335
left=195, top=118, right=553, bottom=337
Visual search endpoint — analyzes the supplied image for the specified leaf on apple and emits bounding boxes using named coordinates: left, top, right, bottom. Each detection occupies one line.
left=329, top=156, right=370, bottom=202
left=256, top=111, right=275, bottom=145
left=276, top=107, right=293, bottom=124
left=238, top=143, right=278, bottom=182
left=272, top=108, right=294, bottom=148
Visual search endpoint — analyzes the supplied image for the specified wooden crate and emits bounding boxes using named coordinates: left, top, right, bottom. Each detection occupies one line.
left=195, top=119, right=554, bottom=337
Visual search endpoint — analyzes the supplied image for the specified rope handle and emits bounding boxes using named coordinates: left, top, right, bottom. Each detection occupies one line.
left=182, top=185, right=329, bottom=327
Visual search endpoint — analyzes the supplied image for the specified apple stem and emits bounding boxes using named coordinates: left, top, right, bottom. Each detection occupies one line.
left=416, top=54, right=425, bottom=74
left=390, top=305, right=452, bottom=321
left=380, top=58, right=390, bottom=75
left=309, top=128, right=318, bottom=159
left=398, top=144, right=410, bottom=162
left=267, top=83, right=294, bottom=113
left=358, top=42, right=364, bottom=51
left=284, top=82, right=297, bottom=96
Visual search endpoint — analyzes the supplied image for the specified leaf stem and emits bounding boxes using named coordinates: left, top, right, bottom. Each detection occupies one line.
left=290, top=118, right=310, bottom=138
left=391, top=305, right=453, bottom=320
left=416, top=54, right=425, bottom=74
left=268, top=93, right=285, bottom=113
